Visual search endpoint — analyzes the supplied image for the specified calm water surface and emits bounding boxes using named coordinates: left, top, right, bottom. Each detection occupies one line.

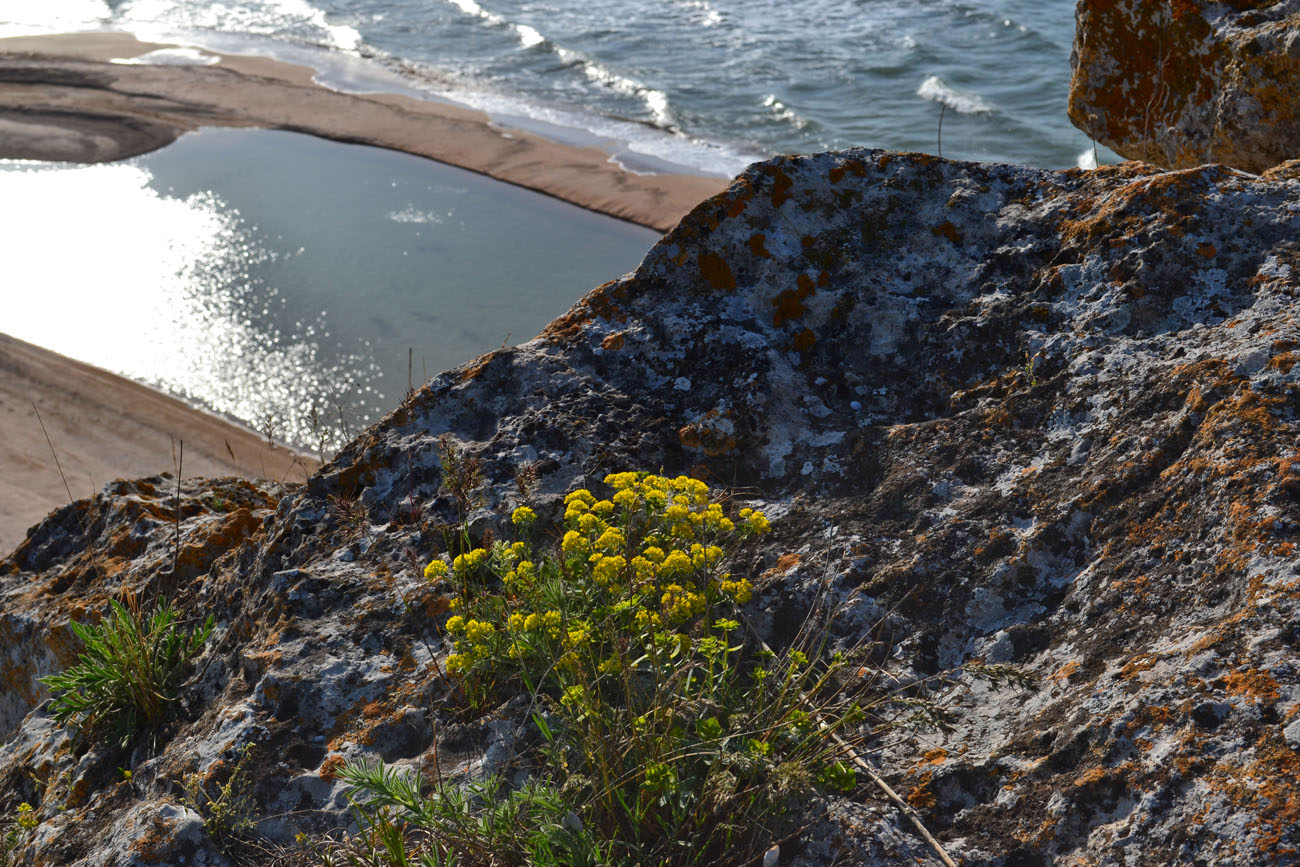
left=0, top=129, right=656, bottom=450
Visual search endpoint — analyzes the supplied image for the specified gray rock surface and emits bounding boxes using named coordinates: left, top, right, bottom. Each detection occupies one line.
left=4, top=149, right=1300, bottom=864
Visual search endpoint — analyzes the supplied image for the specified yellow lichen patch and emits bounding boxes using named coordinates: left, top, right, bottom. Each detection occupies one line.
left=698, top=251, right=736, bottom=291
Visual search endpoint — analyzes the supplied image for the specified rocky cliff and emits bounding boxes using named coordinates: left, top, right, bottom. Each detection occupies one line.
left=1069, top=0, right=1300, bottom=173
left=3, top=149, right=1300, bottom=865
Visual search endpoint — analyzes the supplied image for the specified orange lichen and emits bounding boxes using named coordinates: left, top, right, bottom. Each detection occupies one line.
left=698, top=251, right=736, bottom=291
left=931, top=221, right=963, bottom=244
left=906, top=771, right=936, bottom=809
left=771, top=274, right=816, bottom=326
left=791, top=328, right=817, bottom=352
left=748, top=233, right=770, bottom=258
left=1223, top=668, right=1281, bottom=703
left=319, top=754, right=346, bottom=781
left=601, top=332, right=626, bottom=351
left=1052, top=660, right=1081, bottom=682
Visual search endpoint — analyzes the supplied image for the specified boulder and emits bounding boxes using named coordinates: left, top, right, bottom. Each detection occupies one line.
left=1070, top=0, right=1300, bottom=173
left=4, top=150, right=1300, bottom=864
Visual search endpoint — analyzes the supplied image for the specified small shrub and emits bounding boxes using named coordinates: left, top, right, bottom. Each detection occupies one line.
left=339, top=472, right=899, bottom=866
left=41, top=596, right=214, bottom=746
left=181, top=743, right=259, bottom=840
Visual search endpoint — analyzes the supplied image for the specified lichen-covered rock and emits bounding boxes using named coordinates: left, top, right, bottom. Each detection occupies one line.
left=5, top=150, right=1300, bottom=864
left=1070, top=0, right=1300, bottom=173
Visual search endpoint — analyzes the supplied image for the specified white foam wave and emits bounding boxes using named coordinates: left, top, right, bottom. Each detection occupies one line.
left=445, top=0, right=545, bottom=52
left=111, top=47, right=220, bottom=66
left=761, top=94, right=809, bottom=131
left=916, top=75, right=993, bottom=115
left=1076, top=149, right=1098, bottom=171
left=555, top=46, right=673, bottom=128
left=0, top=0, right=111, bottom=36
left=669, top=0, right=722, bottom=27
left=118, top=0, right=361, bottom=53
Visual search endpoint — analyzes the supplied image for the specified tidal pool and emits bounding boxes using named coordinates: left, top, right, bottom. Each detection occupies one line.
left=0, top=128, right=658, bottom=451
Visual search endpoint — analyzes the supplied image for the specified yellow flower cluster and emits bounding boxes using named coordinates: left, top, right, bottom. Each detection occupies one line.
left=453, top=548, right=489, bottom=575
left=16, top=802, right=37, bottom=830
left=423, top=558, right=449, bottom=582
left=436, top=472, right=772, bottom=692
left=660, top=583, right=708, bottom=623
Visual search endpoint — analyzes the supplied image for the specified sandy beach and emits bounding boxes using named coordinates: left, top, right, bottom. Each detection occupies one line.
left=0, top=32, right=727, bottom=232
left=0, top=332, right=317, bottom=556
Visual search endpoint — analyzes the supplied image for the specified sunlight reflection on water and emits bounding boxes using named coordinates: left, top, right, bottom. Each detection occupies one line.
left=0, top=129, right=656, bottom=452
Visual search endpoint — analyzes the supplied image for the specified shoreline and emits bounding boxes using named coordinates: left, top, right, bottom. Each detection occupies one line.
left=0, top=331, right=318, bottom=557
left=0, top=31, right=729, bottom=232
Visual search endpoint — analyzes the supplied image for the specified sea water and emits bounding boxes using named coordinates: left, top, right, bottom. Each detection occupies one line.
left=0, top=129, right=657, bottom=450
left=0, top=0, right=1109, bottom=174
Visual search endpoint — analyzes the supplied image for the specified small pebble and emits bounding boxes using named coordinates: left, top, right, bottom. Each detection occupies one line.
left=850, top=400, right=862, bottom=411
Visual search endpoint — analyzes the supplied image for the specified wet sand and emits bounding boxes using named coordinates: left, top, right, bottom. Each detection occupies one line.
left=0, top=32, right=728, bottom=232
left=0, top=332, right=317, bottom=556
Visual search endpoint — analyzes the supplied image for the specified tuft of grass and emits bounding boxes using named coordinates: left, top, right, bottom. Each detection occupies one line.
left=41, top=595, right=214, bottom=747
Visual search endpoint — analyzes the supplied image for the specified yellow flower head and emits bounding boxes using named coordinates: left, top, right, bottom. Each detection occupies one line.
left=604, top=471, right=639, bottom=491
left=511, top=505, right=537, bottom=527
left=564, top=488, right=596, bottom=507
left=423, top=559, right=449, bottom=582
left=562, top=530, right=589, bottom=557
left=595, top=527, right=625, bottom=554
left=660, top=549, right=694, bottom=577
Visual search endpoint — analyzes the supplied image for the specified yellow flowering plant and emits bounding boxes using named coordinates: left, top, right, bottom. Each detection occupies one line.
left=395, top=472, right=879, bottom=865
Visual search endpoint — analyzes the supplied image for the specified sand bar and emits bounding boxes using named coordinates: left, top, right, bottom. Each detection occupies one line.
left=0, top=332, right=317, bottom=556
left=0, top=32, right=728, bottom=232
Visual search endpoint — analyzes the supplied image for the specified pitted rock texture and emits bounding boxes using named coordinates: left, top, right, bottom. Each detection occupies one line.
left=1070, top=0, right=1300, bottom=173
left=4, top=150, right=1300, bottom=865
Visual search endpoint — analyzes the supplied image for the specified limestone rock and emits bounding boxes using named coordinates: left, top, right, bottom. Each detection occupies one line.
left=1070, top=0, right=1300, bottom=173
left=4, top=150, right=1300, bottom=864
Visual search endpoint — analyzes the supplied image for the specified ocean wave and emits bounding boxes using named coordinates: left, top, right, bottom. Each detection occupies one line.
left=116, top=0, right=361, bottom=54
left=445, top=0, right=544, bottom=50
left=916, top=75, right=993, bottom=115
left=440, top=0, right=674, bottom=129
left=0, top=0, right=110, bottom=36
left=761, top=94, right=810, bottom=131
